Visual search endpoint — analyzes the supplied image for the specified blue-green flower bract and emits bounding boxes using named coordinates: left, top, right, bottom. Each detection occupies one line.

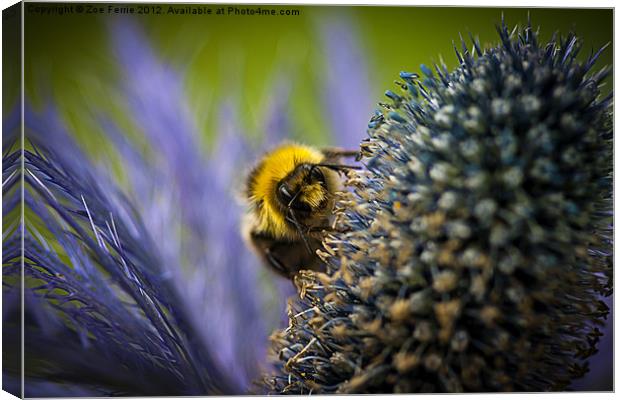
left=263, top=20, right=612, bottom=393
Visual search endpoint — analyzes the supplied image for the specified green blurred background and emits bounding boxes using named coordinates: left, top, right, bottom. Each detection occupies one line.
left=19, top=4, right=612, bottom=153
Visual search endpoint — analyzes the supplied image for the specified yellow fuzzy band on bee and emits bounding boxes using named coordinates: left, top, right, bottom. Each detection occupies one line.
left=248, top=143, right=324, bottom=238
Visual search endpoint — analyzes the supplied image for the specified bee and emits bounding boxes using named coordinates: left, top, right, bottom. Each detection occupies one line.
left=242, top=143, right=359, bottom=279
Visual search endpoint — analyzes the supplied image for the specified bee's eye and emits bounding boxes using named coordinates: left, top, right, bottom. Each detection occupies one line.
left=310, top=167, right=325, bottom=183
left=278, top=184, right=293, bottom=202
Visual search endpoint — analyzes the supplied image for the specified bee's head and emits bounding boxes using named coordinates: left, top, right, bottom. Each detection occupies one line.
left=276, top=164, right=331, bottom=217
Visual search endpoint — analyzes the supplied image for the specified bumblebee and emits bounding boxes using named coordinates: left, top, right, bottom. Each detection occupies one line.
left=242, top=143, right=358, bottom=279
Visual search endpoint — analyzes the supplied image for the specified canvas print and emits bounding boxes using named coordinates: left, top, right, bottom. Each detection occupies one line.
left=1, top=1, right=613, bottom=396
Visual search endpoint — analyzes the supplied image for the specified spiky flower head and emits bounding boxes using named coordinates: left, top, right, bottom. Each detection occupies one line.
left=263, top=21, right=613, bottom=393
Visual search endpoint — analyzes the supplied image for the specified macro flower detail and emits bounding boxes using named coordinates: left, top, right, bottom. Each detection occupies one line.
left=263, top=21, right=612, bottom=393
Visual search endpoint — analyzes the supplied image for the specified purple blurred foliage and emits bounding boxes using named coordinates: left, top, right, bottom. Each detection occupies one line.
left=2, top=17, right=287, bottom=395
left=2, top=103, right=20, bottom=148
left=262, top=82, right=292, bottom=149
left=319, top=16, right=374, bottom=149
left=11, top=103, right=234, bottom=396
left=200, top=101, right=268, bottom=385
left=2, top=116, right=22, bottom=397
left=103, top=19, right=309, bottom=385
left=106, top=18, right=275, bottom=390
left=108, top=17, right=209, bottom=236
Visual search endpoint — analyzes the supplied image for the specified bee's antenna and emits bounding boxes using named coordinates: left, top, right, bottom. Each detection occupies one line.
left=285, top=189, right=314, bottom=255
left=314, top=163, right=362, bottom=171
left=287, top=208, right=313, bottom=255
left=287, top=188, right=302, bottom=208
left=321, top=148, right=360, bottom=160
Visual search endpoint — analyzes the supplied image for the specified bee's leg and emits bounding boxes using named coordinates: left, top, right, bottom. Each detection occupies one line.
left=306, top=225, right=334, bottom=234
left=315, top=163, right=362, bottom=172
left=322, top=148, right=360, bottom=158
left=285, top=212, right=314, bottom=255
left=321, top=148, right=362, bottom=163
left=285, top=215, right=306, bottom=229
left=307, top=225, right=352, bottom=234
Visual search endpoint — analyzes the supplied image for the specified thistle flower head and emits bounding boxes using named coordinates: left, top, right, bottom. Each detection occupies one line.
left=263, top=21, right=612, bottom=393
